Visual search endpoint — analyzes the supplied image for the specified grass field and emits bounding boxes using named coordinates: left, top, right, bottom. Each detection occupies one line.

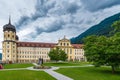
left=2, top=62, right=120, bottom=80
left=43, top=62, right=89, bottom=67
left=56, top=66, right=120, bottom=80
left=4, top=63, right=34, bottom=69
left=0, top=70, right=56, bottom=80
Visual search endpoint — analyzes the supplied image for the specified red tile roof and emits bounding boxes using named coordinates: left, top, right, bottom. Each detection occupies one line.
left=72, top=44, right=83, bottom=49
left=17, top=41, right=57, bottom=48
left=16, top=42, right=83, bottom=49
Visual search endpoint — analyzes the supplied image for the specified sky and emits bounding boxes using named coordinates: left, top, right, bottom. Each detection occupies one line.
left=1, top=0, right=120, bottom=52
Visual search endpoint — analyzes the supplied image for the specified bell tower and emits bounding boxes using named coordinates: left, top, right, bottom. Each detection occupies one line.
left=2, top=17, right=18, bottom=63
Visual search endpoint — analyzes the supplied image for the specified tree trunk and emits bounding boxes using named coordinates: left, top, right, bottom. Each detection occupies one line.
left=111, top=65, right=115, bottom=74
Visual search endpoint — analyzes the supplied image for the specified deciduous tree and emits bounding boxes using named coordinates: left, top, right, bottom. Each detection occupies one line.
left=48, top=47, right=67, bottom=62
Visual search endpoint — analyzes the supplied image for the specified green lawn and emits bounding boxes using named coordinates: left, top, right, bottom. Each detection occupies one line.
left=43, top=62, right=89, bottom=67
left=4, top=63, right=34, bottom=69
left=56, top=67, right=120, bottom=80
left=0, top=70, right=56, bottom=80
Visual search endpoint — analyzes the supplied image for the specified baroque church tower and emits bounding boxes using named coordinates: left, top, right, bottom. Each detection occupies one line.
left=2, top=17, right=18, bottom=63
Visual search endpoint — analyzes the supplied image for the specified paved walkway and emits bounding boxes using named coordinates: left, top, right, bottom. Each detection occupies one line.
left=31, top=63, right=73, bottom=80
left=59, top=64, right=93, bottom=68
left=44, top=69, right=73, bottom=80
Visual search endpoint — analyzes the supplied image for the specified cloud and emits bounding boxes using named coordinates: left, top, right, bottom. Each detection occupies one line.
left=15, top=0, right=81, bottom=29
left=17, top=16, right=65, bottom=41
left=15, top=0, right=56, bottom=29
left=15, top=0, right=120, bottom=43
left=15, top=0, right=81, bottom=41
left=15, top=16, right=31, bottom=29
left=81, top=0, right=120, bottom=12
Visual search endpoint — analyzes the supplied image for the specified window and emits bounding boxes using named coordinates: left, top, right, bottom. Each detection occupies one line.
left=7, top=45, right=9, bottom=48
left=61, top=43, right=62, bottom=46
left=64, top=43, right=65, bottom=46
left=67, top=43, right=69, bottom=46
left=8, top=34, right=10, bottom=37
left=7, top=50, right=9, bottom=53
left=12, top=35, right=14, bottom=38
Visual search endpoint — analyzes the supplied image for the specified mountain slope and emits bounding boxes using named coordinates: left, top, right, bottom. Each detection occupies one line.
left=71, top=13, right=120, bottom=44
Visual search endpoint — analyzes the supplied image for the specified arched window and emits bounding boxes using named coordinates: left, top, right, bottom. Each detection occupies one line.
left=67, top=43, right=69, bottom=46
left=61, top=43, right=62, bottom=46
left=64, top=43, right=65, bottom=46
left=8, top=34, right=10, bottom=37
left=12, top=35, right=14, bottom=38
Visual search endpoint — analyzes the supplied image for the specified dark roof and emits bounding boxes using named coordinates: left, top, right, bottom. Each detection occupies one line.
left=3, top=18, right=16, bottom=32
left=17, top=42, right=83, bottom=49
left=17, top=41, right=57, bottom=48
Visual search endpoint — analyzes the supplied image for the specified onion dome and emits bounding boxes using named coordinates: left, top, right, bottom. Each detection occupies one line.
left=3, top=17, right=16, bottom=32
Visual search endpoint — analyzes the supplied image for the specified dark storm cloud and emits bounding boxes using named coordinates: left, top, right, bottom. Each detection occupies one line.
left=15, top=0, right=81, bottom=34
left=15, top=0, right=55, bottom=29
left=15, top=16, right=30, bottom=29
left=48, top=1, right=80, bottom=15
left=37, top=20, right=64, bottom=33
left=32, top=19, right=65, bottom=38
left=66, top=3, right=80, bottom=14
left=31, top=0, right=55, bottom=20
left=81, top=0, right=120, bottom=12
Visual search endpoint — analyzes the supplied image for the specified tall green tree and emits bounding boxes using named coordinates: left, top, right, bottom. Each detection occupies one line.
left=84, top=28, right=120, bottom=73
left=48, top=47, right=67, bottom=62
left=84, top=33, right=120, bottom=73
left=84, top=35, right=108, bottom=66
left=105, top=32, right=120, bottom=73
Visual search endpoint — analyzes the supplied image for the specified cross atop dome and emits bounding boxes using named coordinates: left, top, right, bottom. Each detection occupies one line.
left=9, top=15, right=11, bottom=24
left=64, top=35, right=66, bottom=39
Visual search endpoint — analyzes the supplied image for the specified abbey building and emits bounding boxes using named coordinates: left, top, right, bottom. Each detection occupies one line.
left=2, top=19, right=85, bottom=63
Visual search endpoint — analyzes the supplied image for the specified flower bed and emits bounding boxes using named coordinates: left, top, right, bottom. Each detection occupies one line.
left=33, top=65, right=51, bottom=69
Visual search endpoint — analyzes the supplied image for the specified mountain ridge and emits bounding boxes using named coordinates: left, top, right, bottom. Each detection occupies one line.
left=71, top=13, right=120, bottom=44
